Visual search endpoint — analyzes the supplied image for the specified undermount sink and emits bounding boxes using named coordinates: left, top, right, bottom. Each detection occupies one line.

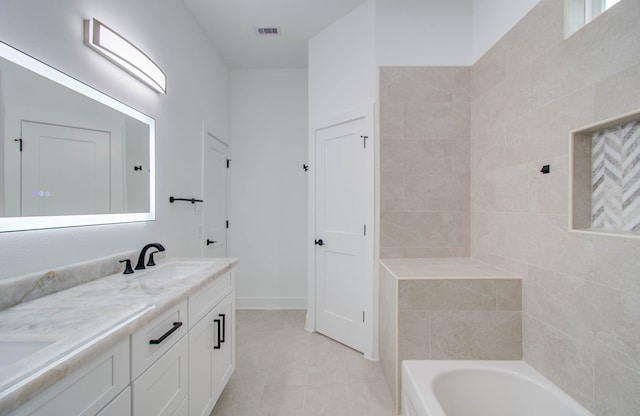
left=136, top=261, right=213, bottom=281
left=0, top=340, right=55, bottom=367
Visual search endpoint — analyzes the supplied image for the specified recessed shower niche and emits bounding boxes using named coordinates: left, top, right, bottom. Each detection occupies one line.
left=570, top=110, right=640, bottom=238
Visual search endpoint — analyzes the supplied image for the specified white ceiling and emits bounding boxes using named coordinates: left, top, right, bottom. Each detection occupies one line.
left=182, top=0, right=369, bottom=68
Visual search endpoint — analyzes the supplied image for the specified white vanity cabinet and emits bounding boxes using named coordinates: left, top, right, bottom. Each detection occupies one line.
left=6, top=265, right=236, bottom=416
left=188, top=272, right=235, bottom=416
left=11, top=338, right=130, bottom=416
left=131, top=300, right=189, bottom=416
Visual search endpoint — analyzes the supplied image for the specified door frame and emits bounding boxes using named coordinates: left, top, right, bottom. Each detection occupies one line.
left=200, top=120, right=231, bottom=257
left=305, top=104, right=375, bottom=359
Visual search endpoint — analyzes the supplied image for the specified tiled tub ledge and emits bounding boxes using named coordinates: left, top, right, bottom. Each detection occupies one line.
left=0, top=257, right=238, bottom=415
left=378, top=257, right=523, bottom=414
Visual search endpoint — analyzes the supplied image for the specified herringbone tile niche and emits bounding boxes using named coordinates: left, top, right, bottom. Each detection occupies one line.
left=571, top=110, right=640, bottom=238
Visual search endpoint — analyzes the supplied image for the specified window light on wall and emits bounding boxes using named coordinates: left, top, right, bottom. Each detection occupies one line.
left=566, top=0, right=621, bottom=37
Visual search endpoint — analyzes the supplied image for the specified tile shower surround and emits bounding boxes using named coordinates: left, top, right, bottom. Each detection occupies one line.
left=379, top=0, right=640, bottom=414
left=469, top=0, right=640, bottom=414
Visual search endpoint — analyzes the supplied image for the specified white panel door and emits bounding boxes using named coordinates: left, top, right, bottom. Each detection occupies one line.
left=202, top=132, right=229, bottom=257
left=20, top=121, right=110, bottom=216
left=315, top=116, right=370, bottom=352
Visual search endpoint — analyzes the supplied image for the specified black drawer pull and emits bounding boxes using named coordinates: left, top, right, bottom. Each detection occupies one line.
left=149, top=322, right=183, bottom=345
left=213, top=319, right=221, bottom=349
left=219, top=313, right=226, bottom=343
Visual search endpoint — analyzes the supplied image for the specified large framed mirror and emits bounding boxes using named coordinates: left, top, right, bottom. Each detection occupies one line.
left=0, top=41, right=155, bottom=232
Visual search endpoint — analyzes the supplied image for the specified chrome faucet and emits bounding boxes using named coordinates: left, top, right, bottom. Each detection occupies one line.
left=135, top=243, right=165, bottom=270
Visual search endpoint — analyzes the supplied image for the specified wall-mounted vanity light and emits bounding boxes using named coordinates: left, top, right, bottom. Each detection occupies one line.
left=83, top=18, right=167, bottom=94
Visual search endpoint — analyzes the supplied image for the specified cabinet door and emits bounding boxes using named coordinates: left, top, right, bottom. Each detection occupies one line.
left=188, top=308, right=216, bottom=416
left=212, top=293, right=234, bottom=402
left=188, top=292, right=235, bottom=416
left=11, top=338, right=129, bottom=416
left=132, top=335, right=188, bottom=416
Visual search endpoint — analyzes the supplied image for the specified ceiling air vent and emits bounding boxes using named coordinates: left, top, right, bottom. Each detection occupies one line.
left=255, top=27, right=281, bottom=36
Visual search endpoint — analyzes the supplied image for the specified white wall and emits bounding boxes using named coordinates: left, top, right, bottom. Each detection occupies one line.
left=0, top=0, right=229, bottom=278
left=230, top=68, right=308, bottom=309
left=472, top=0, right=540, bottom=62
left=308, top=0, right=376, bottom=123
left=376, top=0, right=473, bottom=66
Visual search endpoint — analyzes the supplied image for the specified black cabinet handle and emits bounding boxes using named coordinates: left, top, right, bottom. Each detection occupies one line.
left=314, top=239, right=324, bottom=246
left=149, top=322, right=183, bottom=345
left=206, top=239, right=217, bottom=246
left=219, top=313, right=226, bottom=343
left=213, top=319, right=221, bottom=349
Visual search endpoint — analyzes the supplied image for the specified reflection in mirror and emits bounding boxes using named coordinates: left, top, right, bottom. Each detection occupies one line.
left=0, top=41, right=155, bottom=232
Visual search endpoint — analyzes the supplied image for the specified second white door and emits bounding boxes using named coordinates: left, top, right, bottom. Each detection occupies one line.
left=314, top=115, right=372, bottom=353
left=202, top=131, right=229, bottom=257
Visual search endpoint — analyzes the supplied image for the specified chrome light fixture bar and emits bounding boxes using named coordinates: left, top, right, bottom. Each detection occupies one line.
left=84, top=18, right=166, bottom=94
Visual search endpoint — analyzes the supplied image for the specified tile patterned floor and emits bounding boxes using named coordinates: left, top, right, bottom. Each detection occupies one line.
left=211, top=310, right=397, bottom=416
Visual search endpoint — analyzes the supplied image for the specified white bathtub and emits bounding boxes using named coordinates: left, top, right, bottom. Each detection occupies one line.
left=402, top=360, right=593, bottom=416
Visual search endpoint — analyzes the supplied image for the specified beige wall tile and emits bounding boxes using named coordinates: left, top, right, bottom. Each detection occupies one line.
left=431, top=310, right=522, bottom=359
left=526, top=265, right=640, bottom=372
left=470, top=211, right=506, bottom=257
left=503, top=0, right=564, bottom=75
left=525, top=214, right=594, bottom=278
left=377, top=267, right=397, bottom=409
left=404, top=102, right=469, bottom=139
left=398, top=310, right=431, bottom=360
left=405, top=174, right=469, bottom=212
left=380, top=66, right=454, bottom=105
left=381, top=211, right=454, bottom=248
left=471, top=122, right=507, bottom=172
left=523, top=316, right=595, bottom=412
left=528, top=155, right=569, bottom=215
left=399, top=279, right=497, bottom=311
left=530, top=0, right=640, bottom=110
left=472, top=66, right=530, bottom=132
left=380, top=174, right=405, bottom=212
left=507, top=87, right=594, bottom=166
left=472, top=37, right=507, bottom=99
left=380, top=139, right=452, bottom=176
left=594, top=235, right=640, bottom=295
left=595, top=62, right=640, bottom=121
left=503, top=213, right=530, bottom=263
left=379, top=247, right=404, bottom=258
left=401, top=247, right=470, bottom=258
left=595, top=353, right=640, bottom=416
left=379, top=101, right=405, bottom=140
left=471, top=165, right=529, bottom=213
left=452, top=137, right=471, bottom=175
left=496, top=279, right=522, bottom=311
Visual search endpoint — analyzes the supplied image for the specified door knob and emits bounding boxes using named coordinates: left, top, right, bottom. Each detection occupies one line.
left=314, top=239, right=324, bottom=246
left=206, top=239, right=217, bottom=246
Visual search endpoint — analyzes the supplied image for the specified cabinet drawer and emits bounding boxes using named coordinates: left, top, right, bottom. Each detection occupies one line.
left=132, top=335, right=188, bottom=416
left=188, top=272, right=232, bottom=329
left=131, top=300, right=187, bottom=379
left=11, top=337, right=129, bottom=416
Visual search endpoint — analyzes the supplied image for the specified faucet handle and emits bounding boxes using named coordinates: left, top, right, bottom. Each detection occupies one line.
left=147, top=251, right=159, bottom=267
left=119, top=259, right=134, bottom=275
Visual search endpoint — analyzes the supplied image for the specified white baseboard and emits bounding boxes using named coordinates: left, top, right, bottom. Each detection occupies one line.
left=235, top=297, right=307, bottom=310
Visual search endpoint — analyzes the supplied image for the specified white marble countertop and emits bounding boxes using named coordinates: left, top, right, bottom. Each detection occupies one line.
left=379, top=257, right=518, bottom=279
left=0, top=257, right=238, bottom=414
